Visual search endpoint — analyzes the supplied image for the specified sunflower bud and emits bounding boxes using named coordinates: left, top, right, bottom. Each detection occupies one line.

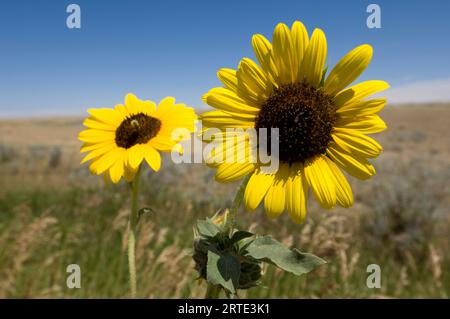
left=211, top=208, right=229, bottom=228
left=192, top=215, right=262, bottom=292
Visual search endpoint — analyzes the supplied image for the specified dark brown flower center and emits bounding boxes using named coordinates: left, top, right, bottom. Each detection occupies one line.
left=255, top=82, right=337, bottom=164
left=115, top=113, right=161, bottom=149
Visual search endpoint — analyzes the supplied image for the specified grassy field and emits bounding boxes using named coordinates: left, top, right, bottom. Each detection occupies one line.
left=0, top=104, right=449, bottom=298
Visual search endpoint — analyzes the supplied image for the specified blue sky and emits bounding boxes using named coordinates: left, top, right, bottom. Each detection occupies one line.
left=1, top=0, right=449, bottom=117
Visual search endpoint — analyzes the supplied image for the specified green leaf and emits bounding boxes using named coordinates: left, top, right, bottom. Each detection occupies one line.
left=197, top=218, right=221, bottom=238
left=246, top=236, right=326, bottom=276
left=206, top=250, right=240, bottom=293
left=230, top=231, right=254, bottom=244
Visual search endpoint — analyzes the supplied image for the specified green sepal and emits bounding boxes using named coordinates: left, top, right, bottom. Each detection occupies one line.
left=196, top=209, right=232, bottom=238
left=196, top=218, right=222, bottom=238
left=206, top=250, right=241, bottom=294
left=230, top=230, right=254, bottom=244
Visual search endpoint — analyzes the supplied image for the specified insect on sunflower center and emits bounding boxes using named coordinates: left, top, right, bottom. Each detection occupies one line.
left=255, top=82, right=338, bottom=164
left=115, top=113, right=161, bottom=149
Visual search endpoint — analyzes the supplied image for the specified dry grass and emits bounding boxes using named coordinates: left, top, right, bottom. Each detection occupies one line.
left=0, top=104, right=449, bottom=298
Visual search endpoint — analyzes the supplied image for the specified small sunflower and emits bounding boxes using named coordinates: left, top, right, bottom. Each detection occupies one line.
left=201, top=21, right=389, bottom=224
left=79, top=93, right=197, bottom=183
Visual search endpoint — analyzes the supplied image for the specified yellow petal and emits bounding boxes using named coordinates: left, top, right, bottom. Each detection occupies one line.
left=337, top=98, right=386, bottom=116
left=324, top=157, right=353, bottom=208
left=244, top=170, right=274, bottom=211
left=326, top=143, right=376, bottom=180
left=200, top=110, right=255, bottom=129
left=304, top=156, right=336, bottom=209
left=217, top=68, right=238, bottom=92
left=272, top=23, right=296, bottom=84
left=336, top=115, right=387, bottom=134
left=291, top=21, right=309, bottom=82
left=153, top=96, right=176, bottom=119
left=81, top=143, right=117, bottom=164
left=159, top=120, right=196, bottom=141
left=251, top=34, right=278, bottom=86
left=125, top=93, right=141, bottom=115
left=83, top=117, right=116, bottom=131
left=90, top=147, right=126, bottom=175
left=87, top=108, right=122, bottom=126
left=299, top=28, right=327, bottom=87
left=114, top=104, right=128, bottom=118
left=78, top=129, right=115, bottom=143
left=149, top=135, right=180, bottom=152
left=215, top=162, right=255, bottom=183
left=203, top=88, right=260, bottom=114
left=264, top=165, right=289, bottom=218
left=324, top=44, right=373, bottom=96
left=334, top=80, right=390, bottom=107
left=285, top=163, right=308, bottom=224
left=205, top=133, right=251, bottom=166
left=109, top=157, right=124, bottom=184
left=203, top=130, right=255, bottom=165
left=333, top=128, right=383, bottom=158
left=127, top=144, right=146, bottom=169
left=123, top=93, right=156, bottom=115
left=158, top=105, right=197, bottom=136
left=140, top=100, right=157, bottom=115
left=236, top=58, right=272, bottom=105
left=80, top=141, right=115, bottom=153
left=78, top=129, right=115, bottom=138
left=144, top=145, right=161, bottom=172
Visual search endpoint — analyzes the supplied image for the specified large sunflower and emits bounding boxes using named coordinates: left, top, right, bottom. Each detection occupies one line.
left=201, top=21, right=389, bottom=224
left=79, top=93, right=197, bottom=183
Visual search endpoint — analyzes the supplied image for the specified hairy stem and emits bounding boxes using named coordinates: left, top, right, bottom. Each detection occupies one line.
left=228, top=174, right=251, bottom=228
left=128, top=165, right=142, bottom=298
left=204, top=283, right=221, bottom=299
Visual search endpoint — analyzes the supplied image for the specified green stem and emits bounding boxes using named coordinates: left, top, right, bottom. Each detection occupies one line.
left=228, top=174, right=251, bottom=228
left=128, top=165, right=142, bottom=298
left=204, top=283, right=221, bottom=299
